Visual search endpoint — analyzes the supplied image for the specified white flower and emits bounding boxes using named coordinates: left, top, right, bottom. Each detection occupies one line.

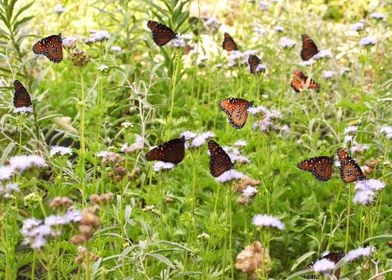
left=370, top=12, right=385, bottom=20
left=259, top=1, right=270, bottom=10
left=242, top=186, right=258, bottom=198
left=191, top=131, right=215, bottom=148
left=85, top=30, right=110, bottom=44
left=355, top=179, right=386, bottom=192
left=274, top=25, right=284, bottom=32
left=322, top=70, right=335, bottom=79
left=352, top=22, right=365, bottom=32
left=110, top=45, right=122, bottom=53
left=234, top=140, right=247, bottom=147
left=359, top=36, right=376, bottom=47
left=353, top=189, right=375, bottom=205
left=248, top=105, right=268, bottom=115
left=380, top=126, right=392, bottom=139
left=279, top=37, right=296, bottom=49
left=255, top=64, right=267, bottom=73
left=96, top=151, right=119, bottom=162
left=62, top=36, right=79, bottom=49
left=14, top=106, right=33, bottom=114
left=313, top=49, right=332, bottom=60
left=344, top=246, right=374, bottom=262
left=312, top=258, right=335, bottom=273
left=203, top=17, right=221, bottom=32
left=9, top=155, right=46, bottom=171
left=98, top=64, right=109, bottom=72
left=344, top=135, right=353, bottom=143
left=252, top=214, right=284, bottom=230
left=168, top=37, right=186, bottom=48
left=350, top=143, right=369, bottom=154
left=216, top=169, right=244, bottom=183
left=224, top=146, right=250, bottom=164
left=63, top=209, right=82, bottom=223
left=180, top=131, right=197, bottom=140
left=300, top=59, right=316, bottom=66
left=344, top=126, right=358, bottom=135
left=121, top=136, right=144, bottom=153
left=153, top=161, right=175, bottom=172
left=54, top=4, right=65, bottom=14
left=3, top=183, right=19, bottom=198
left=50, top=146, right=72, bottom=156
left=45, top=215, right=66, bottom=226
left=0, top=166, right=13, bottom=181
left=121, top=121, right=132, bottom=128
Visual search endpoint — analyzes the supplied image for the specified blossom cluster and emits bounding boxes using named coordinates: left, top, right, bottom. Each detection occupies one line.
left=248, top=105, right=289, bottom=134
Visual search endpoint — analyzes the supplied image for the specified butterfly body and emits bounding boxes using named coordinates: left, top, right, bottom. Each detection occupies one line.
left=208, top=140, right=233, bottom=177
left=248, top=55, right=261, bottom=74
left=222, top=32, right=238, bottom=51
left=13, top=80, right=32, bottom=108
left=297, top=156, right=334, bottom=181
left=145, top=137, right=185, bottom=164
left=337, top=149, right=366, bottom=183
left=218, top=98, right=252, bottom=129
left=32, top=35, right=63, bottom=63
left=290, top=70, right=320, bottom=92
left=300, top=34, right=319, bottom=61
left=147, top=20, right=177, bottom=46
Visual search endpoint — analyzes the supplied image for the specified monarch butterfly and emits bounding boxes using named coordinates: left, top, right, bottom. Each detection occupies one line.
left=290, top=70, right=320, bottom=92
left=337, top=148, right=366, bottom=183
left=248, top=55, right=261, bottom=74
left=222, top=32, right=238, bottom=51
left=218, top=98, right=253, bottom=129
left=147, top=20, right=177, bottom=46
left=300, top=34, right=319, bottom=61
left=208, top=140, right=233, bottom=177
left=297, top=156, right=334, bottom=181
left=145, top=136, right=185, bottom=164
left=13, top=80, right=32, bottom=108
left=32, top=35, right=63, bottom=63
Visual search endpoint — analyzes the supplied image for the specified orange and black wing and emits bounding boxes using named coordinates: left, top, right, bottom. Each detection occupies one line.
left=290, top=70, right=320, bottom=92
left=147, top=20, right=177, bottom=46
left=32, top=35, right=63, bottom=63
left=208, top=140, right=233, bottom=177
left=218, top=98, right=252, bottom=129
left=300, top=34, right=319, bottom=61
left=297, top=156, right=333, bottom=181
left=222, top=32, right=238, bottom=51
left=145, top=136, right=185, bottom=164
left=248, top=55, right=260, bottom=74
left=13, top=80, right=32, bottom=108
left=337, top=148, right=366, bottom=183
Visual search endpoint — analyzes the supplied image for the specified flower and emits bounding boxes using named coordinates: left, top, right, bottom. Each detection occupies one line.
left=14, top=106, right=33, bottom=114
left=84, top=30, right=110, bottom=44
left=344, top=126, right=358, bottom=135
left=353, top=189, right=375, bottom=205
left=370, top=12, right=385, bottom=20
left=96, top=151, right=119, bottom=163
left=153, top=161, right=175, bottom=172
left=279, top=37, right=296, bottom=49
left=110, top=45, right=122, bottom=53
left=322, top=70, right=335, bottom=79
left=350, top=143, right=369, bottom=154
left=54, top=4, right=65, bottom=14
left=168, top=37, right=186, bottom=48
left=255, top=64, right=267, bottom=73
left=62, top=36, right=79, bottom=49
left=252, top=214, right=284, bottom=230
left=216, top=169, right=244, bottom=183
left=0, top=182, right=20, bottom=198
left=352, top=22, right=365, bottom=32
left=259, top=1, right=270, bottom=10
left=344, top=246, right=375, bottom=262
left=9, top=155, right=46, bottom=171
left=191, top=131, right=215, bottom=148
left=274, top=25, right=284, bottom=32
left=344, top=135, right=353, bottom=143
left=50, top=146, right=72, bottom=156
left=98, top=64, right=109, bottom=72
left=121, top=136, right=144, bottom=153
left=359, top=36, right=376, bottom=47
left=180, top=131, right=197, bottom=140
left=242, top=186, right=258, bottom=198
left=223, top=146, right=250, bottom=164
left=312, top=258, right=336, bottom=273
left=313, top=49, right=332, bottom=60
left=234, top=140, right=247, bottom=147
left=0, top=166, right=13, bottom=181
left=380, top=126, right=392, bottom=139
left=355, top=179, right=386, bottom=192
left=203, top=17, right=221, bottom=33
left=300, top=59, right=316, bottom=66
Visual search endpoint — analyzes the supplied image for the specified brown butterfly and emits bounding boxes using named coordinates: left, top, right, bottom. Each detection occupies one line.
left=222, top=32, right=238, bottom=51
left=337, top=149, right=366, bottom=183
left=308, top=251, right=345, bottom=279
left=218, top=98, right=253, bottom=129
left=248, top=55, right=261, bottom=74
left=297, top=156, right=334, bottom=181
left=145, top=136, right=185, bottom=164
left=147, top=20, right=177, bottom=46
left=208, top=140, right=233, bottom=177
left=32, top=35, right=63, bottom=63
left=13, top=80, right=32, bottom=108
left=300, top=34, right=319, bottom=61
left=290, top=70, right=320, bottom=92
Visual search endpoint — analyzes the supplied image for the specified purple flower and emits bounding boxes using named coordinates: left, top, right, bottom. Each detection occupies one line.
left=359, top=36, right=376, bottom=47
left=252, top=214, right=284, bottom=230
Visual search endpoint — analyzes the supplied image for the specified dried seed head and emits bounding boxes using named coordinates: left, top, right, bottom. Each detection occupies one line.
left=235, top=241, right=271, bottom=278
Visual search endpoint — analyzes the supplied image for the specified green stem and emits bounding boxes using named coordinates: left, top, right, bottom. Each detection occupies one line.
left=345, top=184, right=352, bottom=252
left=169, top=52, right=180, bottom=122
left=79, top=72, right=86, bottom=202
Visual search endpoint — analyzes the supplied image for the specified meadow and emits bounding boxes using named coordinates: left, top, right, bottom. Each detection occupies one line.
left=0, top=0, right=391, bottom=279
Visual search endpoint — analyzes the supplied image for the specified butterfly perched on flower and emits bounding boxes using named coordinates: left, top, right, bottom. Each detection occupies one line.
left=32, top=34, right=63, bottom=63
left=147, top=20, right=177, bottom=46
left=208, top=140, right=233, bottom=177
left=300, top=34, right=319, bottom=61
left=308, top=251, right=345, bottom=279
left=218, top=98, right=253, bottom=129
left=222, top=32, right=238, bottom=51
left=145, top=136, right=185, bottom=164
left=248, top=55, right=261, bottom=74
left=297, top=156, right=334, bottom=181
left=13, top=80, right=32, bottom=108
left=290, top=70, right=320, bottom=92
left=337, top=149, right=366, bottom=183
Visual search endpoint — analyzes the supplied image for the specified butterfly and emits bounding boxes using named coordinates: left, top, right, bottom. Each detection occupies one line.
left=222, top=32, right=238, bottom=51
left=300, top=34, right=319, bottom=61
left=308, top=251, right=345, bottom=279
left=147, top=20, right=177, bottom=46
left=208, top=140, right=233, bottom=177
left=290, top=70, right=320, bottom=92
left=13, top=80, right=32, bottom=108
left=32, top=35, right=63, bottom=63
left=145, top=136, right=185, bottom=164
left=337, top=149, right=366, bottom=183
left=297, top=156, right=334, bottom=181
left=248, top=55, right=261, bottom=74
left=218, top=98, right=253, bottom=129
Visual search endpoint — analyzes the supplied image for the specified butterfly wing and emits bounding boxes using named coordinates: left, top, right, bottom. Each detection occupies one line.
left=337, top=148, right=366, bottom=183
left=218, top=98, right=252, bottom=129
left=297, top=156, right=333, bottom=181
left=145, top=136, right=185, bottom=164
left=13, top=80, right=32, bottom=108
left=208, top=140, right=234, bottom=177
left=248, top=55, right=261, bottom=74
left=300, top=34, right=319, bottom=61
left=147, top=20, right=177, bottom=46
left=32, top=35, right=63, bottom=63
left=290, top=70, right=320, bottom=92
left=222, top=32, right=238, bottom=51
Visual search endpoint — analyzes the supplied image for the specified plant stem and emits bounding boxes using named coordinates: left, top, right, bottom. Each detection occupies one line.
left=345, top=184, right=352, bottom=252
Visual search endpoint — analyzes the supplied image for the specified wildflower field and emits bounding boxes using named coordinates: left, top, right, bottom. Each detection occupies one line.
left=1, top=0, right=392, bottom=279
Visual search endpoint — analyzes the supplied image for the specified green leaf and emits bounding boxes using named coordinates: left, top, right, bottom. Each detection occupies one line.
left=146, top=253, right=175, bottom=269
